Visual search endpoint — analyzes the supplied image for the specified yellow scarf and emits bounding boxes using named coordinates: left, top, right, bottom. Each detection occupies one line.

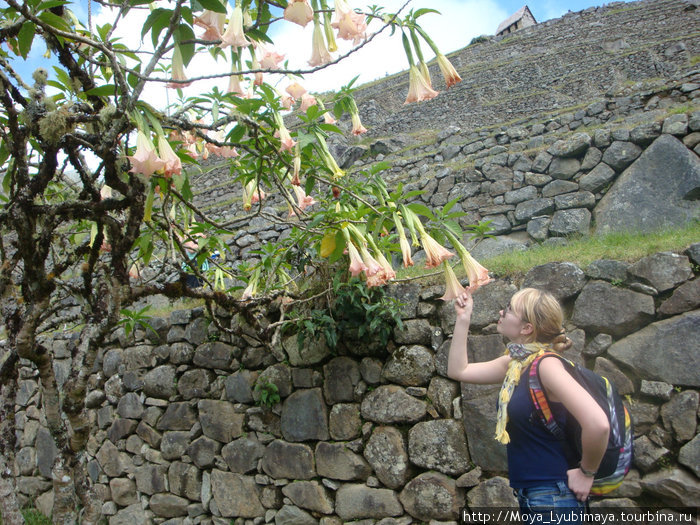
left=494, top=342, right=552, bottom=444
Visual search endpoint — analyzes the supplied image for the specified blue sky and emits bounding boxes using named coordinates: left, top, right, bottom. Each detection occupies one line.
left=15, top=0, right=633, bottom=100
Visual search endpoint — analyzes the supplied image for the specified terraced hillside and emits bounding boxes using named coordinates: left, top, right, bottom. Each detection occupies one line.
left=353, top=0, right=699, bottom=137
left=188, top=0, right=700, bottom=262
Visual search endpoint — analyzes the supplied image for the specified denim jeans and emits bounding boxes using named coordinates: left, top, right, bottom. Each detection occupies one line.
left=514, top=481, right=587, bottom=525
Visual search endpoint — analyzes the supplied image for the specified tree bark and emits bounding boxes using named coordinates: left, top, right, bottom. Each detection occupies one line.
left=0, top=357, right=25, bottom=525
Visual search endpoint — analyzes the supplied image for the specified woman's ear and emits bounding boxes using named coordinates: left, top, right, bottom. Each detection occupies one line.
left=520, top=322, right=534, bottom=337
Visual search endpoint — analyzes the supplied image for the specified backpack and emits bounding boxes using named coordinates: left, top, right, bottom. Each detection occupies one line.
left=528, top=352, right=634, bottom=496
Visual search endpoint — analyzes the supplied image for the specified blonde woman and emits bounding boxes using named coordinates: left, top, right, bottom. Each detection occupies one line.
left=447, top=288, right=610, bottom=522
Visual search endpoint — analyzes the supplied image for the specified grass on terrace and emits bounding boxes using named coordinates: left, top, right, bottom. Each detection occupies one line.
left=394, top=221, right=700, bottom=284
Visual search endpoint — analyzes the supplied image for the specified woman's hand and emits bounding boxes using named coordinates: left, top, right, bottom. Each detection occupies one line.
left=567, top=468, right=594, bottom=502
left=454, top=290, right=473, bottom=322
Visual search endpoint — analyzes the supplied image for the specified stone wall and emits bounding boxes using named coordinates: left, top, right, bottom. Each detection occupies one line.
left=190, top=73, right=700, bottom=266
left=353, top=0, right=700, bottom=136
left=13, top=247, right=700, bottom=524
left=183, top=0, right=700, bottom=264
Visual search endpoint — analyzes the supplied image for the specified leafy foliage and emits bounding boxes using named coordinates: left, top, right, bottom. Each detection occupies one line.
left=254, top=379, right=281, bottom=408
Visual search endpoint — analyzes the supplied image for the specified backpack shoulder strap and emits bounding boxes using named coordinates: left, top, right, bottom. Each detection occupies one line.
left=528, top=352, right=575, bottom=440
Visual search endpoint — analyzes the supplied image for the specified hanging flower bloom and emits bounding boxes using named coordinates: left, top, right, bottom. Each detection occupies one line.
left=420, top=232, right=454, bottom=268
left=157, top=136, right=182, bottom=177
left=436, top=54, right=462, bottom=88
left=332, top=0, right=366, bottom=44
left=251, top=187, right=266, bottom=205
left=291, top=151, right=302, bottom=186
left=349, top=99, right=367, bottom=135
left=440, top=261, right=466, bottom=301
left=205, top=131, right=239, bottom=158
left=315, top=133, right=344, bottom=179
left=290, top=185, right=316, bottom=215
left=250, top=49, right=263, bottom=86
left=323, top=111, right=337, bottom=125
left=284, top=0, right=314, bottom=27
left=194, top=10, right=226, bottom=41
left=241, top=268, right=260, bottom=300
left=242, top=180, right=266, bottom=211
left=359, top=244, right=381, bottom=277
left=399, top=235, right=414, bottom=267
left=260, top=46, right=285, bottom=69
left=300, top=93, right=318, bottom=112
left=379, top=253, right=396, bottom=281
left=274, top=112, right=296, bottom=152
left=286, top=81, right=307, bottom=100
left=419, top=61, right=433, bottom=88
left=227, top=72, right=246, bottom=98
left=456, top=244, right=492, bottom=291
left=166, top=47, right=192, bottom=89
left=317, top=99, right=337, bottom=124
left=309, top=20, right=333, bottom=67
left=128, top=131, right=166, bottom=176
left=281, top=94, right=294, bottom=109
left=404, top=65, right=438, bottom=104
left=346, top=240, right=367, bottom=277
left=220, top=5, right=250, bottom=49
left=323, top=10, right=338, bottom=52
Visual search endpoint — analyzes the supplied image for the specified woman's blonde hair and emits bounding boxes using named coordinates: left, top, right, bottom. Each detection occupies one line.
left=510, top=287, right=572, bottom=352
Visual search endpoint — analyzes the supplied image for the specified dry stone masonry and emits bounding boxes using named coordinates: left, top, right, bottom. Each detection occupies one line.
left=13, top=246, right=700, bottom=524
left=189, top=0, right=700, bottom=264
left=9, top=0, right=700, bottom=523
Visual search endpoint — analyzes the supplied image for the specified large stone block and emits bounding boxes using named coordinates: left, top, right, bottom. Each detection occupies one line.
left=282, top=333, right=331, bottom=366
left=607, top=310, right=700, bottom=386
left=222, top=437, right=265, bottom=473
left=363, top=426, right=412, bottom=489
left=198, top=399, right=245, bottom=442
left=627, top=252, right=693, bottom=293
left=399, top=471, right=463, bottom=521
left=381, top=345, right=435, bottom=386
left=168, top=461, right=202, bottom=500
left=315, top=442, right=371, bottom=481
left=335, top=484, right=403, bottom=521
left=572, top=281, right=655, bottom=338
left=461, top=389, right=507, bottom=472
left=640, top=468, right=700, bottom=507
left=193, top=342, right=236, bottom=370
left=360, top=385, right=427, bottom=424
left=261, top=440, right=315, bottom=480
left=595, top=135, right=700, bottom=234
left=522, top=262, right=586, bottom=301
left=281, top=388, right=329, bottom=441
left=601, top=141, right=642, bottom=171
left=282, top=481, right=334, bottom=515
left=211, top=469, right=265, bottom=518
left=323, top=357, right=361, bottom=405
left=407, top=419, right=470, bottom=476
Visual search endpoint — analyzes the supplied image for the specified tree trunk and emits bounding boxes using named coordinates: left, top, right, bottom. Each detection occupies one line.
left=0, top=360, right=25, bottom=525
left=51, top=459, right=77, bottom=525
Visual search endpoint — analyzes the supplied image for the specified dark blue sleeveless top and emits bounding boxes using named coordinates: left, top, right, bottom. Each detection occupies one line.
left=506, top=365, right=570, bottom=488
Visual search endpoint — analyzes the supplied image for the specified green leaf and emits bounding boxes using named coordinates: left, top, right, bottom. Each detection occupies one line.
left=406, top=202, right=435, bottom=220
left=442, top=197, right=460, bottom=214
left=318, top=123, right=342, bottom=134
left=227, top=124, right=246, bottom=143
left=413, top=8, right=440, bottom=18
left=369, top=161, right=391, bottom=175
left=194, top=0, right=227, bottom=13
left=83, top=84, right=116, bottom=96
left=37, top=0, right=69, bottom=11
left=38, top=10, right=70, bottom=31
left=17, top=22, right=35, bottom=60
left=244, top=27, right=274, bottom=45
left=174, top=25, right=196, bottom=65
